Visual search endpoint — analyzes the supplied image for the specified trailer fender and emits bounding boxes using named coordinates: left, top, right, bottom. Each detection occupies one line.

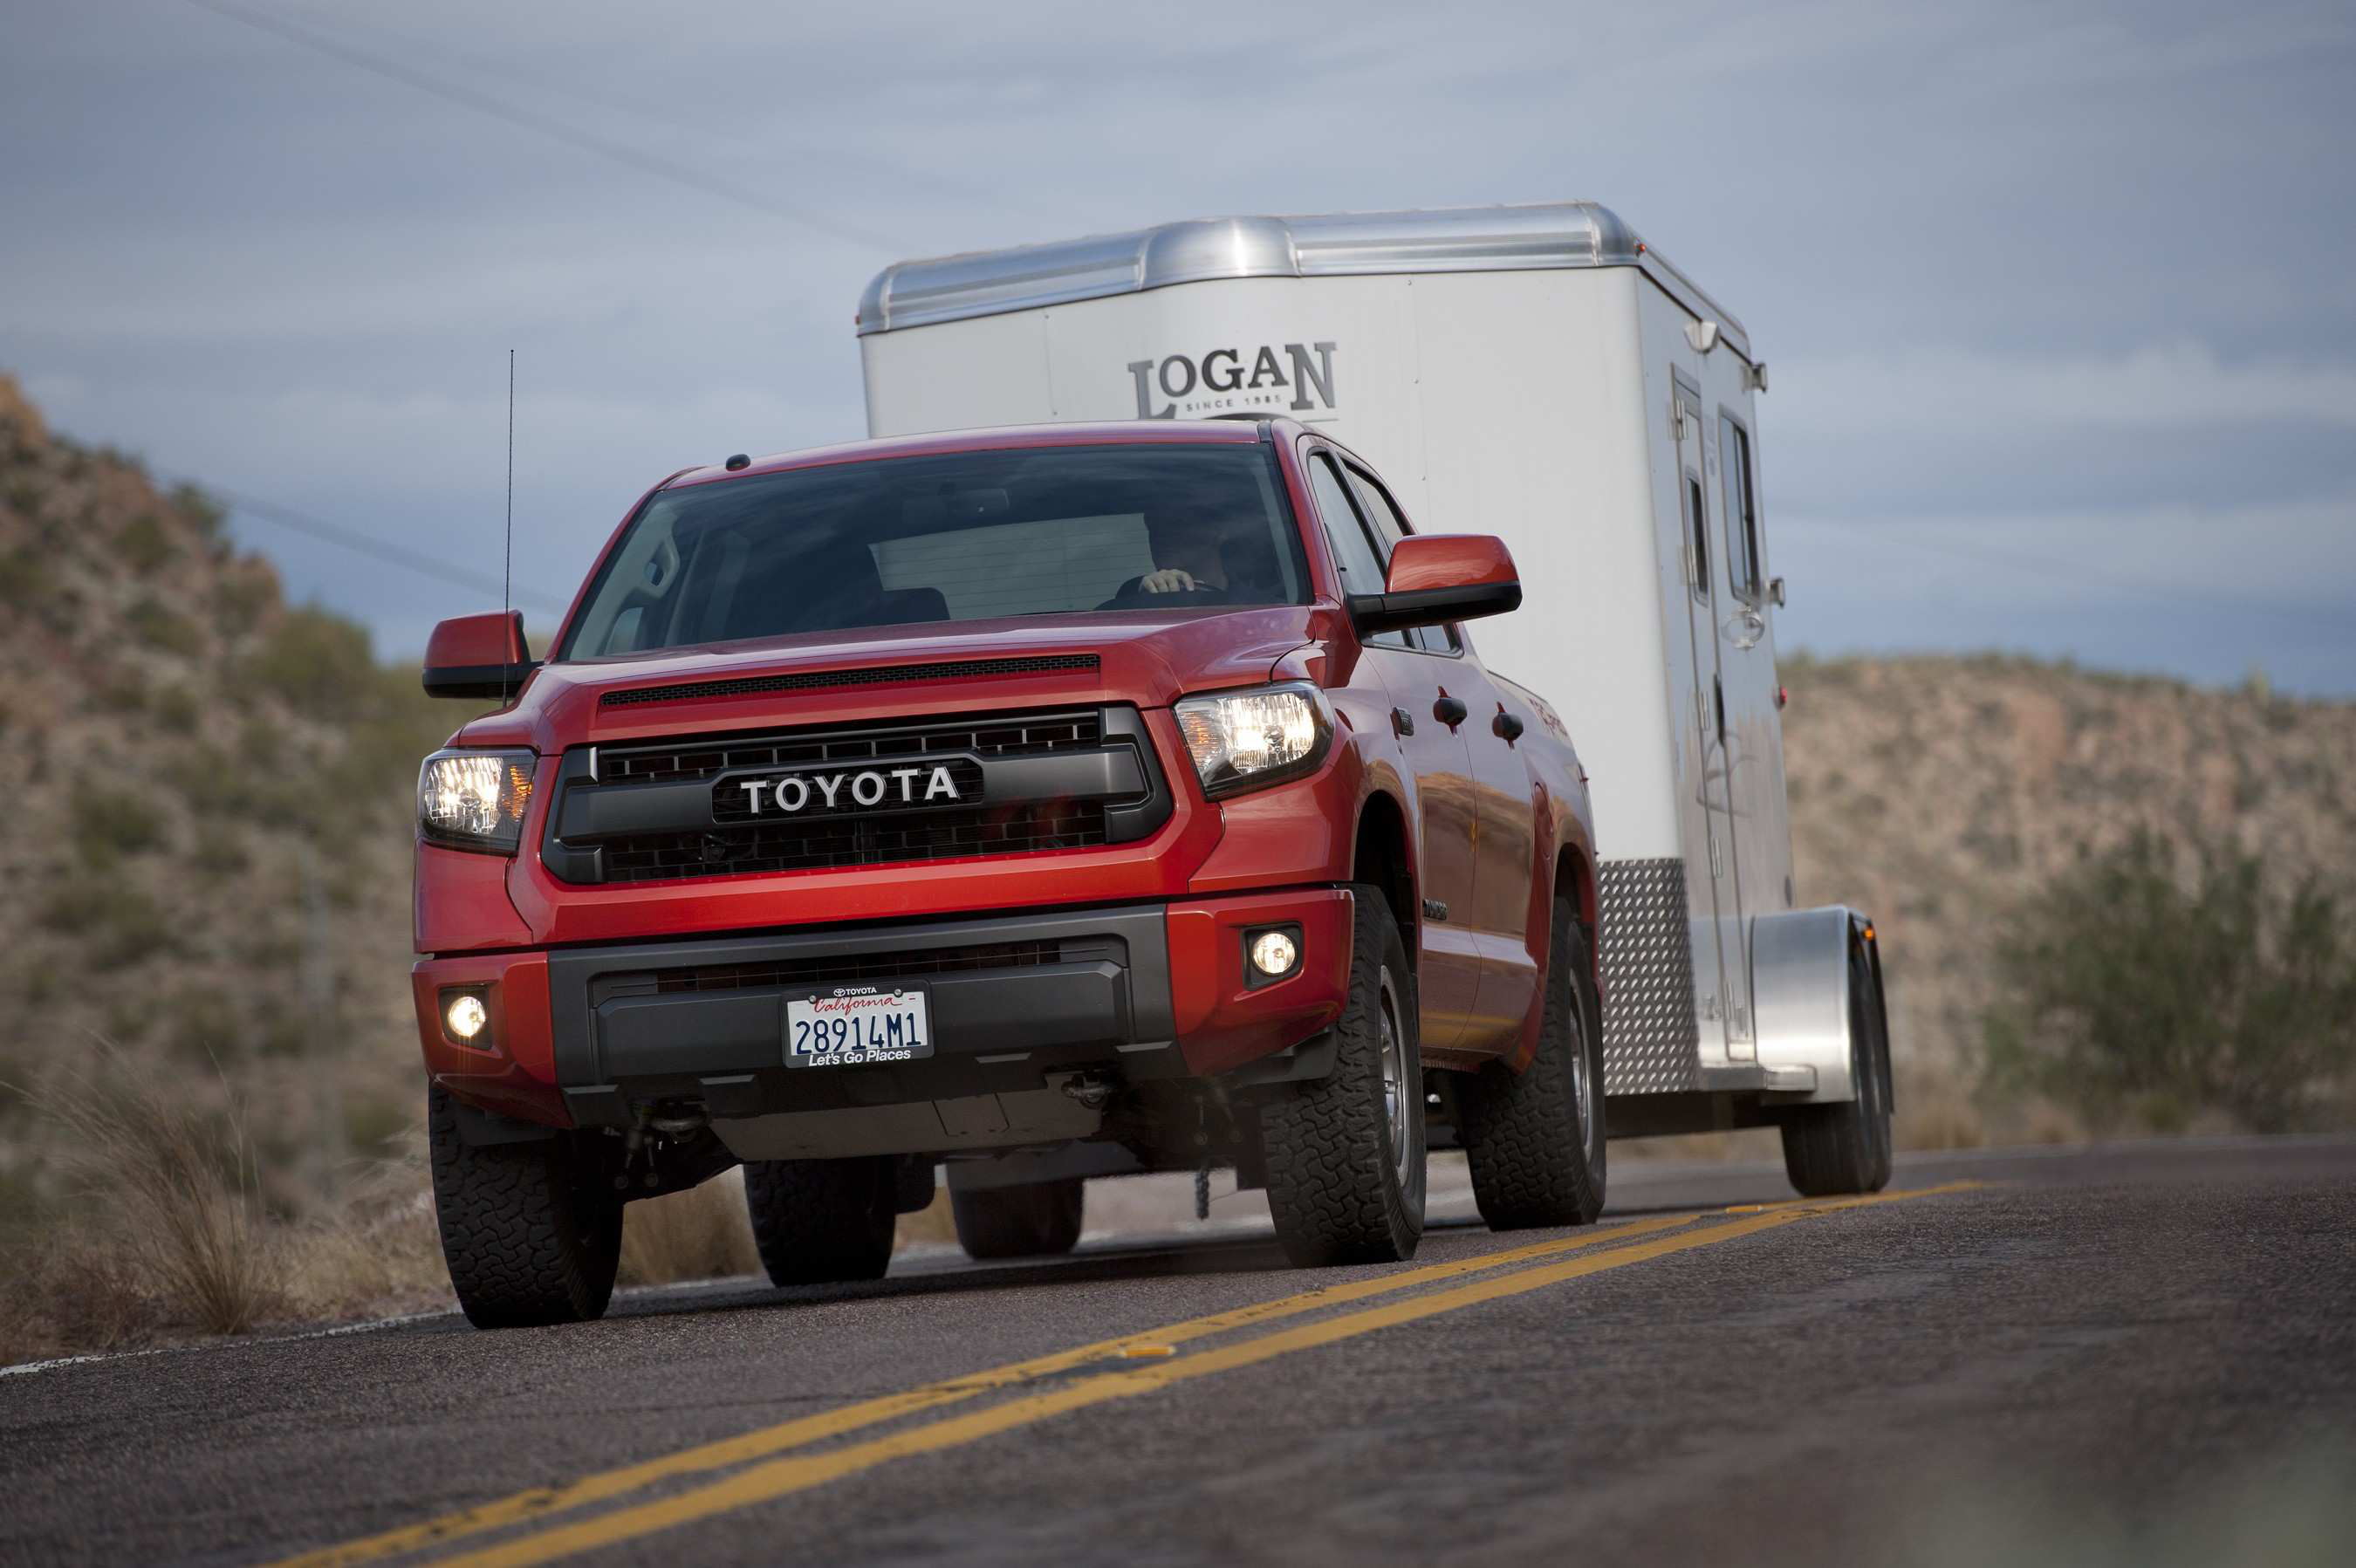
left=1749, top=905, right=1871, bottom=1106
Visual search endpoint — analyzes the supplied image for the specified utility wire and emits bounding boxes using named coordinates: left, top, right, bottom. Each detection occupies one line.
left=181, top=0, right=911, bottom=252
left=241, top=3, right=1060, bottom=226
left=182, top=479, right=572, bottom=614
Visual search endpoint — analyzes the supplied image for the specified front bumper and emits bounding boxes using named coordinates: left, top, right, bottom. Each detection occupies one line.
left=414, top=888, right=1354, bottom=1133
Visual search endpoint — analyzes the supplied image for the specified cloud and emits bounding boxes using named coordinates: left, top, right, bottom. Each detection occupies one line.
left=1775, top=342, right=2356, bottom=437
left=3, top=0, right=2353, bottom=694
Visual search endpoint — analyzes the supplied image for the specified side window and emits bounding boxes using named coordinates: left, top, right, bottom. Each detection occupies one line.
left=1685, top=469, right=1710, bottom=605
left=1346, top=463, right=1455, bottom=655
left=1344, top=465, right=1408, bottom=556
left=1719, top=414, right=1761, bottom=601
left=1305, top=453, right=1408, bottom=648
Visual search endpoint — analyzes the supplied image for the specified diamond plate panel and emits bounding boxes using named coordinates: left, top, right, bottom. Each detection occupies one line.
left=1598, top=857, right=1701, bottom=1094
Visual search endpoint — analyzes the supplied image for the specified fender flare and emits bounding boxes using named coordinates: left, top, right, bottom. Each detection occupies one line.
left=1750, top=905, right=1875, bottom=1105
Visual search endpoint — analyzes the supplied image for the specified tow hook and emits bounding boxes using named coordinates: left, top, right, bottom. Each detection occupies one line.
left=1059, top=1071, right=1116, bottom=1112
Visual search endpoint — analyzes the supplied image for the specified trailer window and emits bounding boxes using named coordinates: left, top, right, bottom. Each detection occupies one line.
left=1719, top=414, right=1761, bottom=602
left=556, top=442, right=1308, bottom=659
left=1685, top=469, right=1710, bottom=604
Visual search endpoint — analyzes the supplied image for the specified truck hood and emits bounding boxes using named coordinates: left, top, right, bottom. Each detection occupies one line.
left=453, top=606, right=1324, bottom=752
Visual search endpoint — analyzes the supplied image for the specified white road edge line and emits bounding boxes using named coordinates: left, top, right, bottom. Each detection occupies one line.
left=0, top=1311, right=447, bottom=1379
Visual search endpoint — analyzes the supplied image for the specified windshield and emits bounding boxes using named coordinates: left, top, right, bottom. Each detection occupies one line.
left=557, top=442, right=1308, bottom=661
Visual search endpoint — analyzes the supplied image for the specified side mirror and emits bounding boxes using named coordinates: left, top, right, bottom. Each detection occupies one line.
left=423, top=611, right=538, bottom=701
left=1346, top=534, right=1522, bottom=636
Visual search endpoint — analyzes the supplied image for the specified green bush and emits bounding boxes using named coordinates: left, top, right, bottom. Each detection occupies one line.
left=169, top=482, right=227, bottom=544
left=119, top=513, right=177, bottom=574
left=1983, top=832, right=2356, bottom=1133
left=166, top=986, right=243, bottom=1065
left=128, top=596, right=206, bottom=657
left=154, top=685, right=202, bottom=734
left=243, top=606, right=374, bottom=721
left=39, top=880, right=172, bottom=969
left=72, top=784, right=166, bottom=866
left=0, top=546, right=53, bottom=607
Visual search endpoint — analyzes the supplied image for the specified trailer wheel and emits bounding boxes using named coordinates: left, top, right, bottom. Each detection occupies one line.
left=742, top=1156, right=897, bottom=1286
left=1780, top=937, right=1894, bottom=1197
left=950, top=1178, right=1086, bottom=1259
left=427, top=1083, right=621, bottom=1330
left=1456, top=900, right=1608, bottom=1229
left=1260, top=885, right=1426, bottom=1267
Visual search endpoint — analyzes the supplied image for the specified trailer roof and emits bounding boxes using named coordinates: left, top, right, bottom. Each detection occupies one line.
left=857, top=201, right=1749, bottom=355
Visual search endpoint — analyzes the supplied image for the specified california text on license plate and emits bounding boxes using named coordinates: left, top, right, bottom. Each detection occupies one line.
left=784, top=987, right=934, bottom=1068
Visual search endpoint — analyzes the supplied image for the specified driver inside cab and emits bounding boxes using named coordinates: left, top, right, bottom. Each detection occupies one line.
left=1110, top=512, right=1282, bottom=604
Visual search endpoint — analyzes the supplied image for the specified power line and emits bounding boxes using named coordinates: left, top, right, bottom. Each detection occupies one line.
left=181, top=0, right=912, bottom=252
left=245, top=4, right=1061, bottom=227
left=184, top=478, right=572, bottom=614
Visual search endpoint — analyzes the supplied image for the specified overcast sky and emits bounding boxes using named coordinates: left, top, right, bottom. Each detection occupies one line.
left=5, top=0, right=2352, bottom=692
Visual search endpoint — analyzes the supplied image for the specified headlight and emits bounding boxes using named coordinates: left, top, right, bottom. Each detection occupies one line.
left=1173, top=682, right=1332, bottom=798
left=418, top=749, right=537, bottom=853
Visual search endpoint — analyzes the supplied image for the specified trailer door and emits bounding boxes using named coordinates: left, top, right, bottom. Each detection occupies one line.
left=1672, top=373, right=1751, bottom=1057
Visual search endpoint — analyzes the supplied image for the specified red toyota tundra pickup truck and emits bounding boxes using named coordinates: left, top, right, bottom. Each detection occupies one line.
left=413, top=416, right=1604, bottom=1327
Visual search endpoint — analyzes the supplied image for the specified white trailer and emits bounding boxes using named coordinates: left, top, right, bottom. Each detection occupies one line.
left=853, top=202, right=1893, bottom=1189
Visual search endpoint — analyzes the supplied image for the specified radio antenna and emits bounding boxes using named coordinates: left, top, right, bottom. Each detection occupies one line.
left=503, top=348, right=515, bottom=619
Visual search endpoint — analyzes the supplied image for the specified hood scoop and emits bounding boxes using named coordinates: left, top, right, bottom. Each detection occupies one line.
left=599, top=653, right=1100, bottom=709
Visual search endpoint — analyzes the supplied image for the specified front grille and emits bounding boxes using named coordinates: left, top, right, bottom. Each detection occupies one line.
left=548, top=704, right=1160, bottom=887
left=624, top=940, right=1062, bottom=998
left=599, top=800, right=1107, bottom=882
left=599, top=654, right=1100, bottom=709
left=603, top=711, right=1101, bottom=786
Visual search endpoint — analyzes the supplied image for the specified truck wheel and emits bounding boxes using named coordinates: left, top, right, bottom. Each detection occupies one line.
left=1780, top=937, right=1894, bottom=1196
left=742, top=1156, right=897, bottom=1286
left=427, top=1083, right=621, bottom=1330
left=1260, top=885, right=1426, bottom=1267
left=1455, top=901, right=1607, bottom=1229
left=949, top=1178, right=1085, bottom=1260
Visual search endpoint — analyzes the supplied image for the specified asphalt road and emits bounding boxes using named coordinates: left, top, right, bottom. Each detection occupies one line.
left=4, top=1137, right=2353, bottom=1568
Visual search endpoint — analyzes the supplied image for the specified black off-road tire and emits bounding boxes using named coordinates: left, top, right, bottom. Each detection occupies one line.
left=1456, top=902, right=1608, bottom=1229
left=949, top=1177, right=1086, bottom=1260
left=742, top=1156, right=897, bottom=1287
left=1259, top=885, right=1426, bottom=1267
left=1780, top=936, right=1894, bottom=1197
left=427, top=1082, right=621, bottom=1330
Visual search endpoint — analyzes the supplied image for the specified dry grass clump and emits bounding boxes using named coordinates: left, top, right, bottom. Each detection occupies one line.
left=0, top=1056, right=283, bottom=1363
left=277, top=1128, right=449, bottom=1323
left=894, top=1186, right=957, bottom=1249
left=618, top=1167, right=761, bottom=1286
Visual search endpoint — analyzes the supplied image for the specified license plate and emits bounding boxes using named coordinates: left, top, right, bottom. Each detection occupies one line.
left=784, top=987, right=934, bottom=1069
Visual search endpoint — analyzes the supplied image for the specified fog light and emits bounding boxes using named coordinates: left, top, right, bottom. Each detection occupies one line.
left=1250, top=929, right=1299, bottom=977
left=444, top=992, right=489, bottom=1042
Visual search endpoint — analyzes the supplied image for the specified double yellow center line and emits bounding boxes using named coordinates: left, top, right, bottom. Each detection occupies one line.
left=279, top=1182, right=1981, bottom=1568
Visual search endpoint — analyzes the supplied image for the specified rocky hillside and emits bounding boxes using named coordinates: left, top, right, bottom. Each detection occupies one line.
left=0, top=376, right=449, bottom=1233
left=1783, top=650, right=2356, bottom=1142
left=3, top=369, right=2351, bottom=1214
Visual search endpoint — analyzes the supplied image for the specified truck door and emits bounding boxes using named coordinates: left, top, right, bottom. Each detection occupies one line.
left=1302, top=449, right=1481, bottom=1054
left=1672, top=372, right=1750, bottom=1057
left=1341, top=460, right=1538, bottom=1055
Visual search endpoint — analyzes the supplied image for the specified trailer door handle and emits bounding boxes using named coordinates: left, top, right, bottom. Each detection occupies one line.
left=1491, top=708, right=1524, bottom=743
left=1433, top=695, right=1469, bottom=729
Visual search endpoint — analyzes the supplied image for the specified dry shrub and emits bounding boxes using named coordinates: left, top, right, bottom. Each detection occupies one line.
left=7, top=1054, right=283, bottom=1351
left=1894, top=1063, right=1986, bottom=1152
left=278, top=1128, right=450, bottom=1322
left=894, top=1186, right=957, bottom=1250
left=618, top=1168, right=761, bottom=1286
left=0, top=1236, right=168, bottom=1365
